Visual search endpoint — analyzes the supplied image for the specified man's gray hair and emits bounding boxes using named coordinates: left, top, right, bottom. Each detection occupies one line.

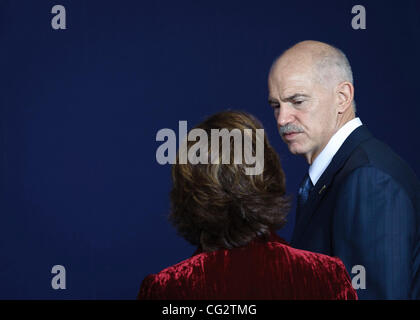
left=314, top=45, right=356, bottom=112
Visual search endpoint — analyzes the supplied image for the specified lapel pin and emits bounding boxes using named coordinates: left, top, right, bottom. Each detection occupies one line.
left=319, top=185, right=327, bottom=195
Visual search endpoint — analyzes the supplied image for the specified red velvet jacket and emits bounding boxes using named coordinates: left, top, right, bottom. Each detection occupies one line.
left=138, top=233, right=357, bottom=300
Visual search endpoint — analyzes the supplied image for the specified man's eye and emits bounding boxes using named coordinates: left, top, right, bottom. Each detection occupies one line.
left=292, top=100, right=304, bottom=105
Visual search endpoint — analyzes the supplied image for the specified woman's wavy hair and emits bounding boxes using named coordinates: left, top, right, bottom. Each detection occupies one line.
left=169, top=111, right=290, bottom=252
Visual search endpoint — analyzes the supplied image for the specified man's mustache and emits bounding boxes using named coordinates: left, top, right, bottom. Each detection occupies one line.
left=279, top=124, right=304, bottom=136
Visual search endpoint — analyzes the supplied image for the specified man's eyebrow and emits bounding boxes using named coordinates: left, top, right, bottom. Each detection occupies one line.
left=268, top=94, right=309, bottom=105
left=284, top=93, right=309, bottom=101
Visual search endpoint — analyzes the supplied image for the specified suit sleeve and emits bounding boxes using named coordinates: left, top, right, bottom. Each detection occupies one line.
left=332, top=166, right=417, bottom=299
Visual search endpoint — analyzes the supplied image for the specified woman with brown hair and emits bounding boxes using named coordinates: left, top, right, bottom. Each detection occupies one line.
left=138, top=111, right=357, bottom=300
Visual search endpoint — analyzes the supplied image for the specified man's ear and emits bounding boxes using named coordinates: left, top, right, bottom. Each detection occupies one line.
left=336, top=81, right=354, bottom=114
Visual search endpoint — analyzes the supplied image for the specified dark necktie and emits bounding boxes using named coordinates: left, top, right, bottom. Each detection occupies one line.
left=298, top=173, right=313, bottom=207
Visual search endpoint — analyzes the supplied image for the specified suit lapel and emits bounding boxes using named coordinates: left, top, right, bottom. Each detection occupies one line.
left=292, top=125, right=373, bottom=244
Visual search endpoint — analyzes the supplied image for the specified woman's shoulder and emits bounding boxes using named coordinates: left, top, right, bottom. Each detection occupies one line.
left=138, top=234, right=357, bottom=299
left=266, top=235, right=356, bottom=299
left=137, top=251, right=216, bottom=299
left=267, top=234, right=350, bottom=276
left=141, top=233, right=350, bottom=281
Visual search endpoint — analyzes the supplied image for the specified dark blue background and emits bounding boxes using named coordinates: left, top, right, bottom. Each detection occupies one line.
left=1, top=0, right=419, bottom=299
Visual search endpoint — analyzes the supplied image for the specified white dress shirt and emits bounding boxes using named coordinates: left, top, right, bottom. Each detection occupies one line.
left=308, top=117, right=363, bottom=186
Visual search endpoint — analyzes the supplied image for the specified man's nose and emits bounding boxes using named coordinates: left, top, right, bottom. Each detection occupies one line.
left=276, top=104, right=294, bottom=127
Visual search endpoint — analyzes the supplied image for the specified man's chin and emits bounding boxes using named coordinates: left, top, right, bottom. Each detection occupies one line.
left=286, top=143, right=305, bottom=156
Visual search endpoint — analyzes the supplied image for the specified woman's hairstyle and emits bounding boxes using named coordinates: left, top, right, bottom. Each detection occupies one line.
left=169, top=110, right=290, bottom=252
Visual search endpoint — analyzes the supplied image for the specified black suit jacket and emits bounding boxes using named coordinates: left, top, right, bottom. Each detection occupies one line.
left=291, top=125, right=420, bottom=299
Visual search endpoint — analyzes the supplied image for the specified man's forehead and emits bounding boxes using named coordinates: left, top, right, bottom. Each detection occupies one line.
left=270, top=59, right=314, bottom=79
left=269, top=73, right=313, bottom=96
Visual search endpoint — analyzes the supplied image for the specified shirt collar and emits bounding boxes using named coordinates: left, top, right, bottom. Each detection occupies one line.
left=308, top=117, right=362, bottom=186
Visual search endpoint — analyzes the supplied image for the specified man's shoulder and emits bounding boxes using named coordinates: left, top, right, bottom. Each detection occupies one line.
left=338, top=134, right=419, bottom=197
left=344, top=134, right=398, bottom=170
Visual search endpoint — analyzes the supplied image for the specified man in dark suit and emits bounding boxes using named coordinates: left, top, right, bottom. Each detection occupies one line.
left=268, top=40, right=420, bottom=299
